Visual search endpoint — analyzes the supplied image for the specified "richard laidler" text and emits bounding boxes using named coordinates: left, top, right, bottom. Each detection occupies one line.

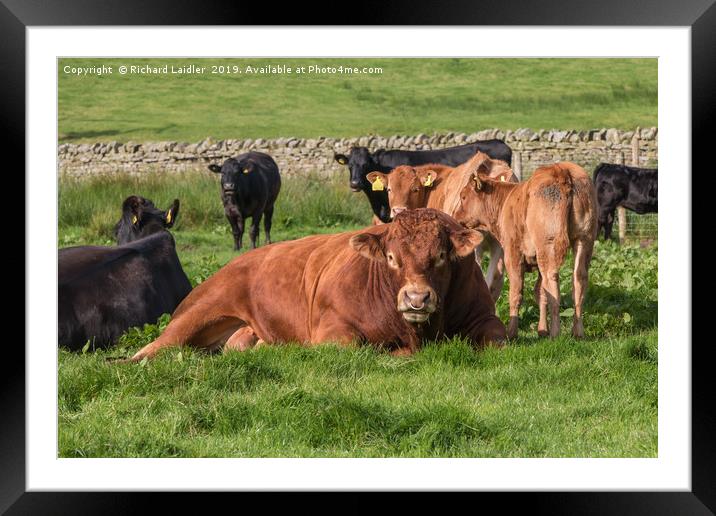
left=126, top=64, right=207, bottom=74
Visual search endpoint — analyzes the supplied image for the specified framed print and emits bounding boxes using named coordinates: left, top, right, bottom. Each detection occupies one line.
left=7, top=0, right=713, bottom=513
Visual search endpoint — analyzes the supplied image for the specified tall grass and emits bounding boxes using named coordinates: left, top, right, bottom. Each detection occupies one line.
left=58, top=170, right=373, bottom=243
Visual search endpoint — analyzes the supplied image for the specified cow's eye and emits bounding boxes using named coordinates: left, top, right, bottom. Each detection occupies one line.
left=386, top=252, right=399, bottom=269
left=387, top=187, right=392, bottom=193
left=435, top=251, right=447, bottom=267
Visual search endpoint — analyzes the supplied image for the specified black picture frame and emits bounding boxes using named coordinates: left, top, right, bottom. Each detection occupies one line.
left=7, top=0, right=711, bottom=513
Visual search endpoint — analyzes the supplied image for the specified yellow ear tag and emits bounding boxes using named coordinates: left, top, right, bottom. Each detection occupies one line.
left=500, top=175, right=506, bottom=182
left=243, top=168, right=250, bottom=174
left=166, top=211, right=172, bottom=224
left=372, top=177, right=385, bottom=191
left=132, top=215, right=138, bottom=224
left=423, top=175, right=434, bottom=187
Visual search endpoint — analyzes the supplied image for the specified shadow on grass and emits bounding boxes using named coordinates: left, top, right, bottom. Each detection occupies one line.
left=59, top=123, right=180, bottom=142
left=584, top=284, right=657, bottom=330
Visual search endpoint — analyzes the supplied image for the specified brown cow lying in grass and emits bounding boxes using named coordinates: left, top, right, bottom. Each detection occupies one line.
left=366, top=152, right=517, bottom=302
left=126, top=209, right=506, bottom=362
left=453, top=162, right=598, bottom=339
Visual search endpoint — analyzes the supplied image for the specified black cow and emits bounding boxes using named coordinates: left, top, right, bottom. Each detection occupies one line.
left=208, top=151, right=282, bottom=250
left=593, top=163, right=658, bottom=240
left=58, top=196, right=192, bottom=351
left=114, top=195, right=180, bottom=244
left=334, top=141, right=512, bottom=223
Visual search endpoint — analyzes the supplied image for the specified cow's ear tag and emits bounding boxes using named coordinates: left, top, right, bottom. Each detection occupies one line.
left=132, top=215, right=138, bottom=224
left=243, top=168, right=250, bottom=174
left=165, top=211, right=172, bottom=224
left=338, top=157, right=347, bottom=165
left=372, top=177, right=385, bottom=191
left=423, top=175, right=434, bottom=187
left=500, top=175, right=506, bottom=182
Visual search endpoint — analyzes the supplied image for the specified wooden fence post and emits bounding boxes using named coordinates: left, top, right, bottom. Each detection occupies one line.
left=616, top=152, right=627, bottom=243
left=513, top=151, right=522, bottom=181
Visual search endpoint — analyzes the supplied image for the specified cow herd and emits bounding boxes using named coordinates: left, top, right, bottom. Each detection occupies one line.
left=57, top=139, right=658, bottom=359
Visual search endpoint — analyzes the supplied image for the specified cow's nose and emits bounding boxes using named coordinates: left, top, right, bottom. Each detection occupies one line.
left=404, top=290, right=431, bottom=311
left=391, top=207, right=406, bottom=218
left=350, top=180, right=361, bottom=189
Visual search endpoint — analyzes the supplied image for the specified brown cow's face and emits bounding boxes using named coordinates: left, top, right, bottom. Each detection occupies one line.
left=453, top=174, right=492, bottom=231
left=350, top=209, right=482, bottom=324
left=367, top=166, right=435, bottom=219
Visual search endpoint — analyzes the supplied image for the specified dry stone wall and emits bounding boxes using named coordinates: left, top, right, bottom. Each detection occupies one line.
left=58, top=127, right=658, bottom=179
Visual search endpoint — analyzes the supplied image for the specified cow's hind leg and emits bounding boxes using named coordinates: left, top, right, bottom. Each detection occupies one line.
left=534, top=273, right=549, bottom=337
left=571, top=238, right=594, bottom=338
left=263, top=206, right=274, bottom=245
left=536, top=245, right=568, bottom=338
left=128, top=314, right=246, bottom=362
left=249, top=213, right=263, bottom=249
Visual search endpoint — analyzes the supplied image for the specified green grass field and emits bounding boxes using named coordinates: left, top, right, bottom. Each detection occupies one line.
left=58, top=172, right=658, bottom=458
left=58, top=58, right=657, bottom=143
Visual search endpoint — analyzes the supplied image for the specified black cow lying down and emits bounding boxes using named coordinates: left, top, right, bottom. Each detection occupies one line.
left=593, top=163, right=658, bottom=240
left=334, top=140, right=513, bottom=223
left=58, top=196, right=192, bottom=351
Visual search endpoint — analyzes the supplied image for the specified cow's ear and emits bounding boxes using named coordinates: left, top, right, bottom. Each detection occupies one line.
left=494, top=170, right=514, bottom=183
left=449, top=228, right=484, bottom=259
left=242, top=161, right=254, bottom=174
left=334, top=153, right=349, bottom=165
left=366, top=172, right=386, bottom=191
left=472, top=173, right=484, bottom=191
left=164, top=199, right=180, bottom=228
left=491, top=168, right=513, bottom=183
left=208, top=164, right=222, bottom=173
left=349, top=233, right=385, bottom=262
left=123, top=196, right=143, bottom=225
left=418, top=169, right=438, bottom=187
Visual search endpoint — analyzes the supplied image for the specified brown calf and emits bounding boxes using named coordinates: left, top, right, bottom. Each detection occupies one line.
left=452, top=162, right=598, bottom=339
left=126, top=209, right=506, bottom=362
left=366, top=152, right=517, bottom=301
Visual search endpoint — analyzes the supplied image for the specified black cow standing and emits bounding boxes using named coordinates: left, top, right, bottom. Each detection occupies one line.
left=593, top=163, right=658, bottom=240
left=58, top=196, right=192, bottom=351
left=334, top=141, right=513, bottom=223
left=208, top=151, right=281, bottom=250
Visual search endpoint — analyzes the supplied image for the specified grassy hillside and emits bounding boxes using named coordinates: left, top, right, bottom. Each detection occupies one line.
left=58, top=58, right=657, bottom=143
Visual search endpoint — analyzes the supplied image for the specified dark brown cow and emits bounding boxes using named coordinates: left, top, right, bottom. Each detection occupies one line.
left=126, top=209, right=506, bottom=361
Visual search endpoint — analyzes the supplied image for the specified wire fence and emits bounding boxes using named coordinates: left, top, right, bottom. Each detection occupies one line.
left=517, top=154, right=657, bottom=242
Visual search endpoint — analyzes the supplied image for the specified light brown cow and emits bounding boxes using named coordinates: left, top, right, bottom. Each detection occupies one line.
left=365, top=152, right=517, bottom=301
left=126, top=209, right=506, bottom=362
left=452, top=162, right=598, bottom=339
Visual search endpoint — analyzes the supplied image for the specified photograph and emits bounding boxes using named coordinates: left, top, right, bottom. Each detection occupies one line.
left=56, top=56, right=659, bottom=459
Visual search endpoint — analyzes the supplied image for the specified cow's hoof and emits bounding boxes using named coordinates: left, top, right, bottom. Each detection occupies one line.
left=506, top=317, right=519, bottom=339
left=537, top=329, right=549, bottom=338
